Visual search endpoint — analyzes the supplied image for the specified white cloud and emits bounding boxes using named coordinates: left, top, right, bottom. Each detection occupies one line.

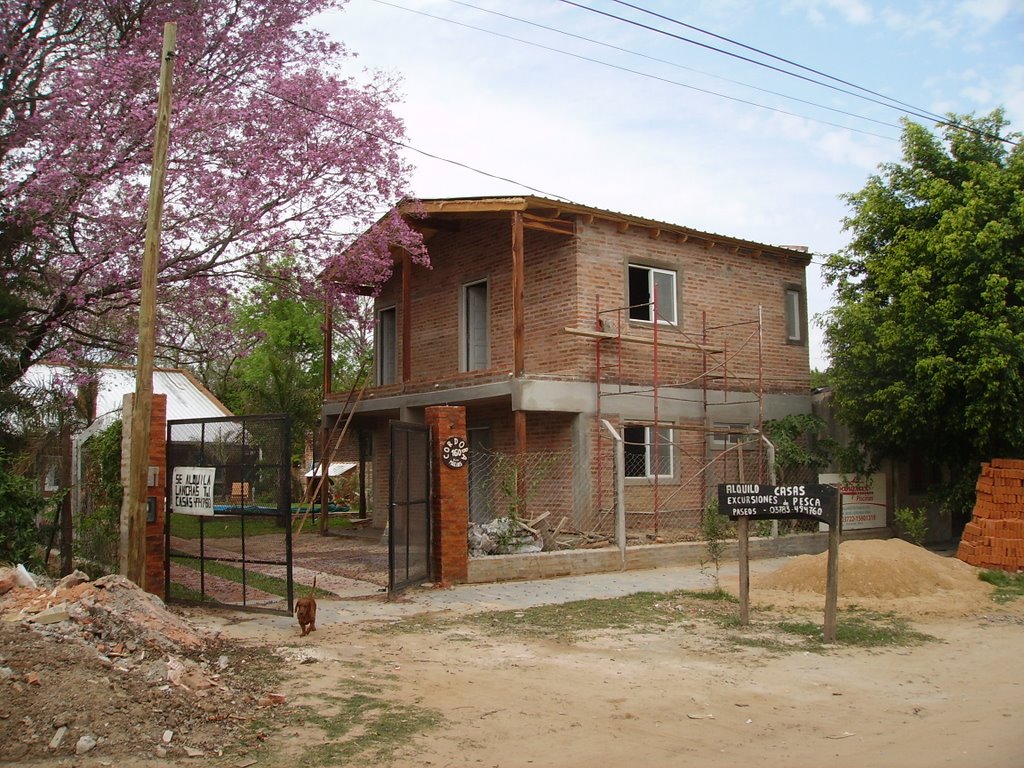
left=786, top=0, right=875, bottom=25
left=996, top=65, right=1024, bottom=127
left=956, top=0, right=1015, bottom=28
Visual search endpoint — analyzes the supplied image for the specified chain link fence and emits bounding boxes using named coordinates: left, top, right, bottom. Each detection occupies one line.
left=468, top=429, right=821, bottom=556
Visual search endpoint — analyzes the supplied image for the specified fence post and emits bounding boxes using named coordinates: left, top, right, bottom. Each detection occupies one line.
left=761, top=433, right=779, bottom=539
left=601, top=420, right=626, bottom=567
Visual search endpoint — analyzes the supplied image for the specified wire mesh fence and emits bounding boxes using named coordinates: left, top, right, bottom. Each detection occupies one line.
left=468, top=429, right=822, bottom=556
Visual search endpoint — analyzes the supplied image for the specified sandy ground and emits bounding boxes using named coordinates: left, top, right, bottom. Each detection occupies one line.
left=200, top=541, right=1024, bottom=768
left=3, top=540, right=1022, bottom=767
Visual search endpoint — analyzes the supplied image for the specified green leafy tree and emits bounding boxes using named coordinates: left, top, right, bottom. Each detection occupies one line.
left=229, top=282, right=326, bottom=458
left=822, top=110, right=1023, bottom=521
left=763, top=413, right=837, bottom=484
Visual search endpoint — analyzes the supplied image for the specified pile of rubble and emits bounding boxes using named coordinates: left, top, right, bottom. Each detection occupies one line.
left=469, top=512, right=626, bottom=556
left=0, top=565, right=285, bottom=764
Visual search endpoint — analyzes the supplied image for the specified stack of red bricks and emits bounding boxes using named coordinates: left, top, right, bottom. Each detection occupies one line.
left=957, top=458, right=1024, bottom=572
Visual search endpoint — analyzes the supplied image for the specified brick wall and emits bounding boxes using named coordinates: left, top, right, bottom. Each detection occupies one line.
left=425, top=406, right=469, bottom=584
left=120, top=393, right=167, bottom=598
left=145, top=394, right=167, bottom=598
left=574, top=218, right=811, bottom=394
left=370, top=213, right=810, bottom=394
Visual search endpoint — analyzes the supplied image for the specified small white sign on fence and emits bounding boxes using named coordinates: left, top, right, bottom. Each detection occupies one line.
left=171, top=466, right=216, bottom=516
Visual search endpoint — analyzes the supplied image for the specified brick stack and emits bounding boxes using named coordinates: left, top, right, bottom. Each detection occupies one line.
left=957, top=459, right=1024, bottom=572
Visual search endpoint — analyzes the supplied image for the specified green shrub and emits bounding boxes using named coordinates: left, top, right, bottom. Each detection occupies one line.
left=893, top=506, right=928, bottom=545
left=0, top=451, right=49, bottom=569
left=77, top=421, right=123, bottom=572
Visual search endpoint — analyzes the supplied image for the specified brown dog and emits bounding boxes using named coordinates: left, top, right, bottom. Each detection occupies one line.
left=295, top=574, right=317, bottom=637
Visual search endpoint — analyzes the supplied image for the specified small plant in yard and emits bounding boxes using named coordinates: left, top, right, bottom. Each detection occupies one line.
left=893, top=506, right=928, bottom=545
left=700, top=499, right=733, bottom=589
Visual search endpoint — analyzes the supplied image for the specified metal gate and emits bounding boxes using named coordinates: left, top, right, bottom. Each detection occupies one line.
left=164, top=414, right=293, bottom=614
left=389, top=421, right=431, bottom=592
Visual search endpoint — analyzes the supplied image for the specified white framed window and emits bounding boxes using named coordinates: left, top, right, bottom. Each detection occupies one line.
left=376, top=306, right=397, bottom=385
left=628, top=264, right=677, bottom=325
left=623, top=424, right=674, bottom=479
left=785, top=285, right=804, bottom=344
left=462, top=279, right=489, bottom=371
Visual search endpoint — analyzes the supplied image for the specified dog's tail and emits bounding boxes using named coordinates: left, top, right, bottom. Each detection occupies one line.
left=310, top=573, right=317, bottom=596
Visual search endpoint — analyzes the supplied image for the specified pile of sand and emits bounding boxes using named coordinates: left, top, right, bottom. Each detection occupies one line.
left=755, top=538, right=989, bottom=601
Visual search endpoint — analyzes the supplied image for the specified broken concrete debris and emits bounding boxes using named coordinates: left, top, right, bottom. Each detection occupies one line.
left=0, top=564, right=280, bottom=763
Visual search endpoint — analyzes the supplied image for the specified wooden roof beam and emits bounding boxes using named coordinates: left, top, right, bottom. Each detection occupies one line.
left=523, top=213, right=574, bottom=235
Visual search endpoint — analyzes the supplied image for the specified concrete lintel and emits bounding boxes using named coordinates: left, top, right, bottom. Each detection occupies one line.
left=324, top=380, right=514, bottom=417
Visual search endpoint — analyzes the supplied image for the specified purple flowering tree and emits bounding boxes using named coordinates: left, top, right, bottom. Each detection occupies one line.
left=0, top=0, right=425, bottom=391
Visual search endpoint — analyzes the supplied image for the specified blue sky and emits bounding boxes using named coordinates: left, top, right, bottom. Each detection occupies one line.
left=318, top=0, right=1024, bottom=369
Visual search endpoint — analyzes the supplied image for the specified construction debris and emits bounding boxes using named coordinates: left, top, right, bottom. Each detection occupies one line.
left=0, top=565, right=286, bottom=764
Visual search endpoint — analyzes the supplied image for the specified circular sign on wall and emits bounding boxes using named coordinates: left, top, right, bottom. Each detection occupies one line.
left=441, top=436, right=468, bottom=469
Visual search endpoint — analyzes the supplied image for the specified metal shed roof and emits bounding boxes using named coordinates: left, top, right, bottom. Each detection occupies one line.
left=22, top=364, right=232, bottom=424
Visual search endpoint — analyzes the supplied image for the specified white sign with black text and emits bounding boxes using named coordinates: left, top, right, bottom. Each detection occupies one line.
left=171, top=466, right=216, bottom=516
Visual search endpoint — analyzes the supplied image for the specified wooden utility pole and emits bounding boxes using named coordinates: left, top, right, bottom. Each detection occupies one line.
left=125, top=22, right=176, bottom=587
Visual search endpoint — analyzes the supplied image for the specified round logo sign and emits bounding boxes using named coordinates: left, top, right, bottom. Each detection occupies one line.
left=442, top=436, right=468, bottom=469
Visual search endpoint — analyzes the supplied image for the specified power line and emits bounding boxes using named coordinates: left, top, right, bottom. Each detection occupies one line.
left=444, top=0, right=900, bottom=132
left=564, top=0, right=1017, bottom=146
left=557, top=0, right=941, bottom=121
left=607, top=0, right=950, bottom=125
left=192, top=62, right=574, bottom=202
left=371, top=0, right=897, bottom=140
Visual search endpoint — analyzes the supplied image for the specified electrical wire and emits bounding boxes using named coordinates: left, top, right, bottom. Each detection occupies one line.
left=371, top=0, right=897, bottom=140
left=444, top=0, right=900, bottom=131
left=192, top=62, right=574, bottom=203
left=564, top=0, right=1017, bottom=146
left=607, top=0, right=951, bottom=124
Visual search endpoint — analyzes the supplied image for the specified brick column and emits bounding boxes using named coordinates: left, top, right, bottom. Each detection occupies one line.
left=120, top=393, right=168, bottom=598
left=145, top=394, right=167, bottom=598
left=425, top=406, right=468, bottom=585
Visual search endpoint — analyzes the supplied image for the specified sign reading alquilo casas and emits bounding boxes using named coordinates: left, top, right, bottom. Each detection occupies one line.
left=717, top=483, right=840, bottom=527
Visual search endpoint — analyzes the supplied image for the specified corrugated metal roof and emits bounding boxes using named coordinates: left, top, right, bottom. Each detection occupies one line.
left=22, top=365, right=232, bottom=423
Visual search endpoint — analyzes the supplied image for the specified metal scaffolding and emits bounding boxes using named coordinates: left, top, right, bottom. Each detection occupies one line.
left=575, top=288, right=769, bottom=537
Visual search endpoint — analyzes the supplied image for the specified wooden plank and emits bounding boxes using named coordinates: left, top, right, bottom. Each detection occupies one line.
left=512, top=211, right=525, bottom=377
left=564, top=326, right=723, bottom=354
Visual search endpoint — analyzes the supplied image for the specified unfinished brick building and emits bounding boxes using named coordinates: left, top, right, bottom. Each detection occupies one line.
left=323, top=195, right=814, bottom=549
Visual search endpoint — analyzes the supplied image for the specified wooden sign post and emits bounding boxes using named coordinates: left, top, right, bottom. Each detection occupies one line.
left=718, top=484, right=843, bottom=642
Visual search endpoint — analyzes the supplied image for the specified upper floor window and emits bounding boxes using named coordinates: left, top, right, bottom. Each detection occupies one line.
left=785, top=285, right=805, bottom=344
left=376, top=306, right=397, bottom=385
left=711, top=422, right=752, bottom=451
left=628, top=264, right=677, bottom=325
left=462, top=279, right=489, bottom=371
left=623, top=424, right=674, bottom=479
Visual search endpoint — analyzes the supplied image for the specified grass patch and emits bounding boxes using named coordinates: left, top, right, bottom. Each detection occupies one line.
left=979, top=569, right=1024, bottom=603
left=170, top=511, right=354, bottom=540
left=284, top=693, right=443, bottom=766
left=777, top=611, right=933, bottom=648
left=168, top=581, right=211, bottom=602
left=386, top=590, right=934, bottom=655
left=460, top=589, right=738, bottom=642
left=170, top=555, right=333, bottom=599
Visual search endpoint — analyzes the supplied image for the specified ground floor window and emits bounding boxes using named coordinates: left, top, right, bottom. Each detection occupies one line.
left=623, top=424, right=674, bottom=479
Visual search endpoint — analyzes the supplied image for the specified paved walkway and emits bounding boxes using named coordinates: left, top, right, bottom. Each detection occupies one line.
left=308, top=556, right=792, bottom=626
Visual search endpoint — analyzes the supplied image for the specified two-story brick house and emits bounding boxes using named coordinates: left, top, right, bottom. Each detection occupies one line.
left=324, top=195, right=813, bottom=545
